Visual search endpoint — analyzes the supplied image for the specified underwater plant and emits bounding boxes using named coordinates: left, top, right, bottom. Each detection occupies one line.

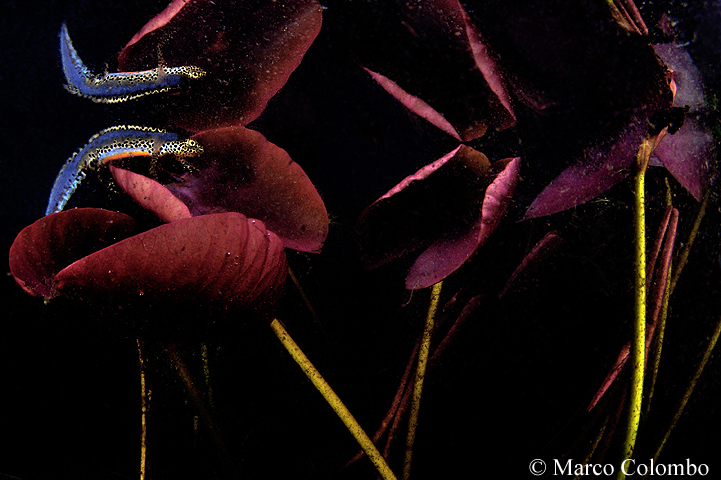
left=3, top=0, right=720, bottom=479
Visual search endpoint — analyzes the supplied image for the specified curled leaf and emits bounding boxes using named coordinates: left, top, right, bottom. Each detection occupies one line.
left=166, top=126, right=328, bottom=253
left=118, top=0, right=323, bottom=131
left=357, top=145, right=490, bottom=269
left=9, top=209, right=288, bottom=313
left=348, top=0, right=515, bottom=141
left=111, top=166, right=192, bottom=223
left=406, top=157, right=520, bottom=290
left=9, top=209, right=138, bottom=298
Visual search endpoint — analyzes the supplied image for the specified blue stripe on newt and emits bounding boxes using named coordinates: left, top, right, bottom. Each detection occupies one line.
left=46, top=125, right=203, bottom=215
left=60, top=23, right=206, bottom=103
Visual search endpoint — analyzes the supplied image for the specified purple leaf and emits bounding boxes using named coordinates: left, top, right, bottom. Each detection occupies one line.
left=364, top=68, right=462, bottom=141
left=406, top=157, right=520, bottom=289
left=653, top=16, right=706, bottom=113
left=651, top=19, right=713, bottom=200
left=653, top=118, right=714, bottom=201
left=523, top=119, right=648, bottom=220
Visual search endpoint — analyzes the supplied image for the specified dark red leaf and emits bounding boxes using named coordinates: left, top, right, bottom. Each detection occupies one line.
left=348, top=0, right=515, bottom=141
left=54, top=213, right=287, bottom=312
left=165, top=126, right=328, bottom=253
left=118, top=0, right=323, bottom=131
left=406, top=157, right=520, bottom=289
left=9, top=209, right=138, bottom=299
left=356, top=145, right=491, bottom=269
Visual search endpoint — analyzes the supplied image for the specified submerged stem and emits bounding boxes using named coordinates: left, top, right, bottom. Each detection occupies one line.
left=670, top=190, right=709, bottom=294
left=269, top=318, right=397, bottom=480
left=653, top=315, right=721, bottom=461
left=644, top=254, right=673, bottom=417
left=136, top=338, right=148, bottom=480
left=200, top=342, right=214, bottom=410
left=403, top=281, right=442, bottom=480
left=616, top=139, right=651, bottom=480
left=165, top=343, right=227, bottom=457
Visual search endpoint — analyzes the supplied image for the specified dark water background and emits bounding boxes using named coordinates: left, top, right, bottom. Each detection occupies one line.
left=1, top=1, right=720, bottom=478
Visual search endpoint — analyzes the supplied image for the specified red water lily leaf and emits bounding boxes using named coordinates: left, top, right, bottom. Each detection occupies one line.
left=364, top=68, right=464, bottom=141
left=356, top=145, right=491, bottom=270
left=406, top=157, right=520, bottom=290
left=9, top=209, right=139, bottom=298
left=348, top=0, right=515, bottom=141
left=164, top=126, right=328, bottom=253
left=111, top=166, right=192, bottom=223
left=65, top=212, right=285, bottom=310
left=10, top=209, right=287, bottom=312
left=118, top=0, right=323, bottom=132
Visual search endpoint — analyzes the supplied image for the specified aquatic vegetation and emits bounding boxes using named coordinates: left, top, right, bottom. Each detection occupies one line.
left=4, top=0, right=720, bottom=479
left=117, top=0, right=324, bottom=131
left=357, top=145, right=520, bottom=289
left=10, top=207, right=288, bottom=312
left=11, top=124, right=326, bottom=310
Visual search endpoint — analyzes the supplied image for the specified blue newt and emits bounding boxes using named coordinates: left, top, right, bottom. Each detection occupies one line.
left=60, top=22, right=206, bottom=103
left=46, top=125, right=204, bottom=215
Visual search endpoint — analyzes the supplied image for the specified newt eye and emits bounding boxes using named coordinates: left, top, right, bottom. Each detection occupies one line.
left=60, top=22, right=206, bottom=104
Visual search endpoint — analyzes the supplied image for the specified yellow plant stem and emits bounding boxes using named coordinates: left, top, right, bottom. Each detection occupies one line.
left=136, top=338, right=148, bottom=480
left=670, top=190, right=709, bottom=293
left=288, top=267, right=324, bottom=329
left=644, top=180, right=674, bottom=416
left=643, top=263, right=671, bottom=417
left=574, top=420, right=607, bottom=480
left=653, top=315, right=721, bottom=462
left=403, top=281, right=442, bottom=480
left=200, top=342, right=215, bottom=410
left=165, top=343, right=227, bottom=457
left=269, top=318, right=397, bottom=480
left=616, top=139, right=652, bottom=480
